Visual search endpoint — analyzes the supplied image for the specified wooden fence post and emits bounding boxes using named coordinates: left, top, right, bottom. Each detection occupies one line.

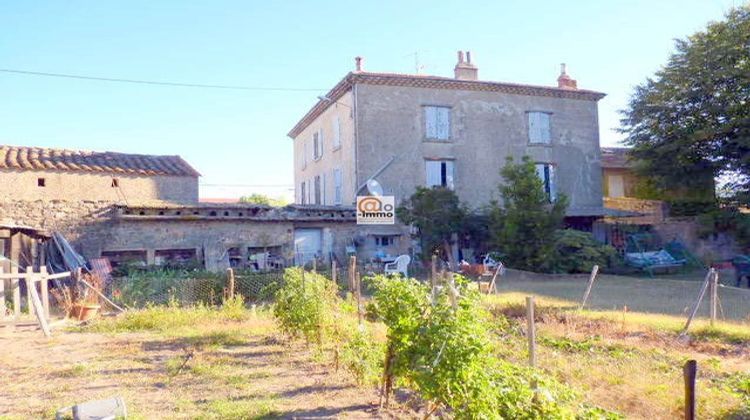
left=226, top=268, right=235, bottom=300
left=430, top=254, right=437, bottom=287
left=355, top=271, right=363, bottom=326
left=683, top=360, right=697, bottom=420
left=580, top=265, right=600, bottom=310
left=349, top=256, right=356, bottom=292
left=682, top=269, right=713, bottom=335
left=39, top=266, right=50, bottom=320
left=312, top=258, right=317, bottom=273
left=709, top=270, right=718, bottom=327
left=11, top=266, right=20, bottom=319
left=526, top=296, right=536, bottom=368
left=25, top=267, right=35, bottom=317
left=331, top=260, right=337, bottom=284
left=0, top=268, right=5, bottom=318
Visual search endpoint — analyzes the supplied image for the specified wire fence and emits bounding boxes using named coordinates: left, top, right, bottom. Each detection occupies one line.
left=494, top=268, right=750, bottom=324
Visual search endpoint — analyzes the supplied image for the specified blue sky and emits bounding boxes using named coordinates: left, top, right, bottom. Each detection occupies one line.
left=0, top=0, right=740, bottom=200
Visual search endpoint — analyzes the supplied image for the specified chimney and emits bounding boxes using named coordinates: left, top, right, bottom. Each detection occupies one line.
left=354, top=56, right=364, bottom=72
left=454, top=50, right=478, bottom=81
left=557, top=63, right=578, bottom=89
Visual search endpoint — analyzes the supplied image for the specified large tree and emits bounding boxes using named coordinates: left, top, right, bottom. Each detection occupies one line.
left=491, top=156, right=568, bottom=272
left=396, top=187, right=466, bottom=263
left=620, top=6, right=750, bottom=200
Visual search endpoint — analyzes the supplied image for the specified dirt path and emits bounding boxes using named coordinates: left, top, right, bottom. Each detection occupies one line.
left=0, top=322, right=413, bottom=419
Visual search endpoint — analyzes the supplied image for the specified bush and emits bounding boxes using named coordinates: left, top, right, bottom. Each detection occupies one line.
left=552, top=229, right=620, bottom=273
left=667, top=198, right=717, bottom=217
left=367, top=274, right=579, bottom=418
left=697, top=207, right=750, bottom=249
left=273, top=268, right=339, bottom=345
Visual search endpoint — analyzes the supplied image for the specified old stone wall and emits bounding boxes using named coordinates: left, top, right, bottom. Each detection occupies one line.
left=0, top=169, right=198, bottom=203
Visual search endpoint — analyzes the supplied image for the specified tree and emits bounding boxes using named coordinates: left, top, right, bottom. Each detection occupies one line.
left=491, top=156, right=568, bottom=272
left=620, top=6, right=750, bottom=201
left=396, top=187, right=465, bottom=263
left=239, top=193, right=288, bottom=207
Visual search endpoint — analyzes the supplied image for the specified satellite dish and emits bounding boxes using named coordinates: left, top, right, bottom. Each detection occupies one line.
left=366, top=178, right=384, bottom=196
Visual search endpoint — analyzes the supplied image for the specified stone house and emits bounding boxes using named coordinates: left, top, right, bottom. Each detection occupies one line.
left=0, top=145, right=200, bottom=203
left=601, top=147, right=640, bottom=198
left=288, top=52, right=609, bottom=258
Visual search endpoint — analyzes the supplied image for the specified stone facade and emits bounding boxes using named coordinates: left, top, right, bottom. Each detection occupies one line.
left=0, top=169, right=198, bottom=203
left=289, top=55, right=606, bottom=215
left=0, top=200, right=410, bottom=272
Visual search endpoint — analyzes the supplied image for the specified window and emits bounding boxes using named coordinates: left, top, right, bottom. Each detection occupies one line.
left=37, top=178, right=45, bottom=187
left=313, top=129, right=324, bottom=160
left=375, top=236, right=397, bottom=247
left=332, top=116, right=341, bottom=149
left=314, top=176, right=321, bottom=205
left=535, top=163, right=557, bottom=201
left=425, top=160, right=454, bottom=189
left=300, top=182, right=306, bottom=204
left=528, top=112, right=551, bottom=144
left=333, top=168, right=343, bottom=205
left=424, top=106, right=451, bottom=140
left=322, top=173, right=327, bottom=204
left=111, top=178, right=119, bottom=188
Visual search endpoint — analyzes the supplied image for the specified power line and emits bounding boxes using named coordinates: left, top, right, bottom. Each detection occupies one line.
left=0, top=68, right=326, bottom=92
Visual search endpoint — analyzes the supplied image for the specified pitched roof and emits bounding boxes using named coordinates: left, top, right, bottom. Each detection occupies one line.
left=601, top=147, right=633, bottom=169
left=0, top=145, right=200, bottom=177
left=288, top=71, right=607, bottom=138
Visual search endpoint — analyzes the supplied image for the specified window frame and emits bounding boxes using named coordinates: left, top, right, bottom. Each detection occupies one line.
left=333, top=168, right=343, bottom=205
left=527, top=111, right=552, bottom=145
left=423, top=105, right=452, bottom=141
left=534, top=162, right=557, bottom=201
left=425, top=159, right=455, bottom=190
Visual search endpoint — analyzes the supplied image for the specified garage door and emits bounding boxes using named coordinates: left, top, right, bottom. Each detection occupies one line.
left=294, top=228, right=322, bottom=266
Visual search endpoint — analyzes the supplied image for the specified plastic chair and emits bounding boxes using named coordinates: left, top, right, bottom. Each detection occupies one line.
left=384, top=255, right=411, bottom=277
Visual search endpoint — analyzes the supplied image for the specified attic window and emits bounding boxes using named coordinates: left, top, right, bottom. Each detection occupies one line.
left=37, top=178, right=45, bottom=187
left=111, top=178, right=119, bottom=188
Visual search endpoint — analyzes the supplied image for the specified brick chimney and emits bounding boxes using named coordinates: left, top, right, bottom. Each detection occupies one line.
left=557, top=63, right=578, bottom=89
left=454, top=50, right=478, bottom=81
left=354, top=56, right=364, bottom=72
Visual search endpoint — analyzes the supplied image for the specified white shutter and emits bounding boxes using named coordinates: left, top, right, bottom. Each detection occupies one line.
left=303, top=141, right=308, bottom=167
left=529, top=113, right=540, bottom=143
left=318, top=128, right=324, bottom=157
left=332, top=117, right=341, bottom=148
left=425, top=107, right=437, bottom=138
left=437, top=107, right=450, bottom=140
left=333, top=168, right=342, bottom=205
left=425, top=161, right=442, bottom=187
left=539, top=113, right=551, bottom=143
left=445, top=161, right=455, bottom=189
left=535, top=163, right=546, bottom=184
left=548, top=164, right=556, bottom=200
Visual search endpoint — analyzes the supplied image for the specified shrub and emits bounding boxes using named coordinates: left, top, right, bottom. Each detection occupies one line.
left=339, top=327, right=384, bottom=386
left=552, top=229, right=620, bottom=273
left=272, top=267, right=339, bottom=345
left=367, top=274, right=579, bottom=418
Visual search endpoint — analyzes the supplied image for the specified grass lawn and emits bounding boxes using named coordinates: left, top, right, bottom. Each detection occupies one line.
left=496, top=269, right=750, bottom=323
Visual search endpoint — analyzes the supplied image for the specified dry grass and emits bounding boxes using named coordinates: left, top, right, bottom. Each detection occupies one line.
left=0, top=306, right=414, bottom=419
left=484, top=293, right=750, bottom=419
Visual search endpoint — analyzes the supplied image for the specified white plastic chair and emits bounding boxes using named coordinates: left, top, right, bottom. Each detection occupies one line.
left=384, top=255, right=411, bottom=277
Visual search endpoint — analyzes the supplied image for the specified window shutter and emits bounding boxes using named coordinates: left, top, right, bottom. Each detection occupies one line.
left=334, top=168, right=342, bottom=205
left=425, top=107, right=437, bottom=138
left=445, top=161, right=455, bottom=189
left=437, top=107, right=450, bottom=139
left=303, top=141, right=308, bottom=167
left=318, top=128, right=324, bottom=157
left=333, top=117, right=341, bottom=148
left=548, top=164, right=556, bottom=200
left=529, top=113, right=539, bottom=143
left=425, top=161, right=441, bottom=187
left=539, top=113, right=550, bottom=143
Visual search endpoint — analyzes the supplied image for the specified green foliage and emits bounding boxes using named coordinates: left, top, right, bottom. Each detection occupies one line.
left=367, top=274, right=584, bottom=418
left=112, top=269, right=224, bottom=307
left=339, top=327, right=384, bottom=386
left=273, top=268, right=339, bottom=345
left=397, top=186, right=466, bottom=258
left=620, top=6, right=750, bottom=201
left=239, top=193, right=289, bottom=207
left=666, top=198, right=717, bottom=217
left=696, top=207, right=750, bottom=249
left=491, top=156, right=569, bottom=272
left=553, top=229, right=620, bottom=274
